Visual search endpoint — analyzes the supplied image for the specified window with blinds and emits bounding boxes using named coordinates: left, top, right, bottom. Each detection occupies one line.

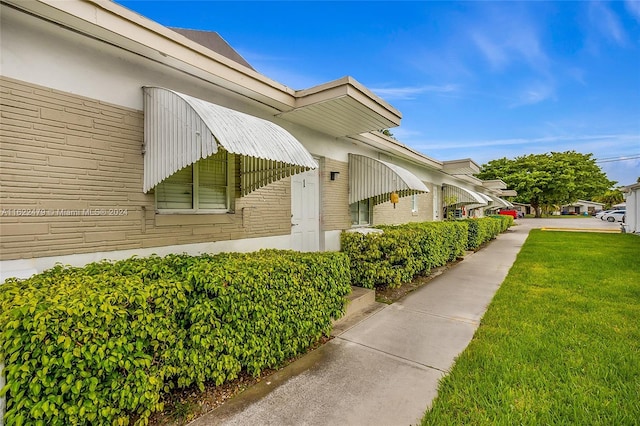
left=156, top=150, right=230, bottom=212
left=350, top=199, right=372, bottom=226
left=198, top=152, right=228, bottom=209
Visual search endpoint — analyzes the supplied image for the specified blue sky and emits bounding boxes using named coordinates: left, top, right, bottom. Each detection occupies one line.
left=117, top=1, right=640, bottom=187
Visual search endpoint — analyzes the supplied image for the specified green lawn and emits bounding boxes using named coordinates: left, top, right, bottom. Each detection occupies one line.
left=422, top=231, right=640, bottom=425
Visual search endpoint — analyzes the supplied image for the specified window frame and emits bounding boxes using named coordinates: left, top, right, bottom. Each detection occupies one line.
left=155, top=152, right=235, bottom=214
left=411, top=194, right=419, bottom=213
left=350, top=198, right=372, bottom=227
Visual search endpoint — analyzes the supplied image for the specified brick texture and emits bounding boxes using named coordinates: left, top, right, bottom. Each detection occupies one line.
left=0, top=77, right=291, bottom=261
left=321, top=158, right=350, bottom=231
left=373, top=183, right=435, bottom=226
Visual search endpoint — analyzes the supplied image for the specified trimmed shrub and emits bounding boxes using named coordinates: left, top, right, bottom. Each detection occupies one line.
left=341, top=221, right=469, bottom=289
left=465, top=217, right=507, bottom=250
left=0, top=250, right=350, bottom=426
left=489, top=214, right=515, bottom=232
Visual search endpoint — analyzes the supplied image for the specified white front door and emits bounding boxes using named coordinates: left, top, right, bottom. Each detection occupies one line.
left=291, top=168, right=320, bottom=252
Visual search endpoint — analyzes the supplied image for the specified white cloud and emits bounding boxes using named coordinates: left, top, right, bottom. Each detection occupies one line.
left=510, top=81, right=556, bottom=107
left=370, top=84, right=459, bottom=100
left=468, top=5, right=549, bottom=73
left=626, top=0, right=640, bottom=22
left=471, top=33, right=509, bottom=70
left=410, top=133, right=638, bottom=151
left=589, top=1, right=627, bottom=45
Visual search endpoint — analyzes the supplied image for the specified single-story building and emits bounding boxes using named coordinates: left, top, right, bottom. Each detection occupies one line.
left=561, top=200, right=605, bottom=215
left=621, top=183, right=639, bottom=234
left=0, top=0, right=515, bottom=281
left=512, top=202, right=533, bottom=216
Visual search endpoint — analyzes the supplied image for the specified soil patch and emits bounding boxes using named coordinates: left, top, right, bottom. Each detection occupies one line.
left=148, top=336, right=331, bottom=425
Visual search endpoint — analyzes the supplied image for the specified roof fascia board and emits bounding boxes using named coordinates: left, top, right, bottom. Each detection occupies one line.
left=442, top=158, right=481, bottom=175
left=294, top=76, right=402, bottom=125
left=9, top=0, right=296, bottom=111
left=622, top=182, right=640, bottom=192
left=482, top=179, right=508, bottom=189
left=447, top=173, right=484, bottom=186
left=349, top=132, right=444, bottom=171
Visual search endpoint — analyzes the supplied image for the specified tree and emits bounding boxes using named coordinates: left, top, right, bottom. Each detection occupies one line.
left=476, top=151, right=614, bottom=217
left=381, top=129, right=396, bottom=139
left=593, top=189, right=624, bottom=209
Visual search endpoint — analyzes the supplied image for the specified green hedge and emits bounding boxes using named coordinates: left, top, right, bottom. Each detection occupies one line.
left=489, top=214, right=515, bottom=232
left=465, top=217, right=506, bottom=250
left=341, top=221, right=469, bottom=289
left=342, top=217, right=513, bottom=289
left=0, top=250, right=351, bottom=426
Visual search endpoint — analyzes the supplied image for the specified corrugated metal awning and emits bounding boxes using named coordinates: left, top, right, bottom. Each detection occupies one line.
left=442, top=184, right=488, bottom=207
left=490, top=195, right=513, bottom=208
left=477, top=192, right=494, bottom=204
left=349, top=154, right=429, bottom=205
left=143, top=87, right=318, bottom=193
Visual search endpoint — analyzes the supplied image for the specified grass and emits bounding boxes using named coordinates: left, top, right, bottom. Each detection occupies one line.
left=422, top=231, right=640, bottom=425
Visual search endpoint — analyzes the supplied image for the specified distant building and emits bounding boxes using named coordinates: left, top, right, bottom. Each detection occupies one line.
left=561, top=200, right=605, bottom=215
left=621, top=183, right=640, bottom=234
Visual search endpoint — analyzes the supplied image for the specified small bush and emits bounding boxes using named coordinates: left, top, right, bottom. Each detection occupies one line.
left=465, top=217, right=507, bottom=250
left=341, top=221, right=469, bottom=289
left=489, top=214, right=515, bottom=232
left=0, top=250, right=351, bottom=426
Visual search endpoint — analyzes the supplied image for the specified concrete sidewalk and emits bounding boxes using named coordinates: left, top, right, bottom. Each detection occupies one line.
left=189, top=220, right=594, bottom=426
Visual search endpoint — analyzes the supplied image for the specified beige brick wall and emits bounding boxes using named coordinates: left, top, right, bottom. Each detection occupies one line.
left=373, top=183, right=435, bottom=226
left=0, top=76, right=291, bottom=261
left=321, top=158, right=350, bottom=231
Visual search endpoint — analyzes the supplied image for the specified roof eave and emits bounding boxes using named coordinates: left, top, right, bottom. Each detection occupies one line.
left=278, top=77, right=402, bottom=137
left=442, top=158, right=481, bottom=175
left=8, top=0, right=297, bottom=111
left=482, top=179, right=508, bottom=190
left=349, top=132, right=443, bottom=171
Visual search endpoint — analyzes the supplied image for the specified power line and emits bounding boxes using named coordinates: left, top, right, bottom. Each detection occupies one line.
left=595, top=155, right=640, bottom=164
left=596, top=153, right=639, bottom=161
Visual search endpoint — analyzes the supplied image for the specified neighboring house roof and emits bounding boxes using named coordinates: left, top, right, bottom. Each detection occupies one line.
left=564, top=200, right=605, bottom=208
left=170, top=27, right=255, bottom=70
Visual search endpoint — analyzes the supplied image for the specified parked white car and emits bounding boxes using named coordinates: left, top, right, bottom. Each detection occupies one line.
left=594, top=210, right=614, bottom=219
left=601, top=210, right=625, bottom=222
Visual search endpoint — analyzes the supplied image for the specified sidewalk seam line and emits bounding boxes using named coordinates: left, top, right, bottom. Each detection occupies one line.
left=334, top=336, right=449, bottom=374
left=398, top=308, right=481, bottom=325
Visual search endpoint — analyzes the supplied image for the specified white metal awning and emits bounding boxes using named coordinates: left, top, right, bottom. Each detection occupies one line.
left=349, top=154, right=429, bottom=204
left=489, top=195, right=513, bottom=208
left=442, top=184, right=488, bottom=207
left=464, top=191, right=493, bottom=209
left=143, top=87, right=318, bottom=193
left=477, top=192, right=494, bottom=204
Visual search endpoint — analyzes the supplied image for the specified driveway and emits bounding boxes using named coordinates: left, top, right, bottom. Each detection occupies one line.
left=517, top=217, right=622, bottom=232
